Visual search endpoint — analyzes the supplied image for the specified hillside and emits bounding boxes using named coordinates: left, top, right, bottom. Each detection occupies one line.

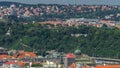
left=0, top=21, right=120, bottom=58
left=0, top=1, right=36, bottom=7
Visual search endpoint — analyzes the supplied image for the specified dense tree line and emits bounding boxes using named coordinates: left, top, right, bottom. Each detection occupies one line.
left=0, top=21, right=120, bottom=58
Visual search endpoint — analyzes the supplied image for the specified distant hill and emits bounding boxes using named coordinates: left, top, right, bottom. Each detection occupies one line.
left=0, top=1, right=63, bottom=7
left=0, top=1, right=36, bottom=7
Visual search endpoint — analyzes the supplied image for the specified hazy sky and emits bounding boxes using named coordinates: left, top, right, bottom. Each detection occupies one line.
left=0, top=0, right=120, bottom=5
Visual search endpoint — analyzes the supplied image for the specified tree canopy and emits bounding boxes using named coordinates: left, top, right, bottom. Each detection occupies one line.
left=0, top=21, right=120, bottom=58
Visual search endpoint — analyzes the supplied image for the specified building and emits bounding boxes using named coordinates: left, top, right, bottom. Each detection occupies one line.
left=13, top=52, right=36, bottom=59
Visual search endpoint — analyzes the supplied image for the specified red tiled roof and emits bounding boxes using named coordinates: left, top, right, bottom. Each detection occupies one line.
left=0, top=55, right=10, bottom=60
left=5, top=61, right=26, bottom=66
left=66, top=53, right=75, bottom=58
left=18, top=62, right=26, bottom=66
left=5, top=62, right=17, bottom=65
left=13, top=52, right=36, bottom=59
left=95, top=65, right=120, bottom=68
left=68, top=63, right=76, bottom=68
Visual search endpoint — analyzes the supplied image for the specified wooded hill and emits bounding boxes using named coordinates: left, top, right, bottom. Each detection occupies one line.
left=0, top=21, right=119, bottom=58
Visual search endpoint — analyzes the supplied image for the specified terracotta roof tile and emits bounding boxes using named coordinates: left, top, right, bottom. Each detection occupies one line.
left=13, top=52, right=36, bottom=59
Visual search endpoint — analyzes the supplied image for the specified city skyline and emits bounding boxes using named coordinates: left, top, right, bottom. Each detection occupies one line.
left=0, top=0, right=120, bottom=5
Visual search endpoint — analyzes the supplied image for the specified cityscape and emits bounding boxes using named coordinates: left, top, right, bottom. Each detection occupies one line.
left=0, top=1, right=120, bottom=68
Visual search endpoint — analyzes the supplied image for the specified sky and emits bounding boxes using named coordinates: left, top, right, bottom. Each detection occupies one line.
left=0, top=0, right=120, bottom=5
